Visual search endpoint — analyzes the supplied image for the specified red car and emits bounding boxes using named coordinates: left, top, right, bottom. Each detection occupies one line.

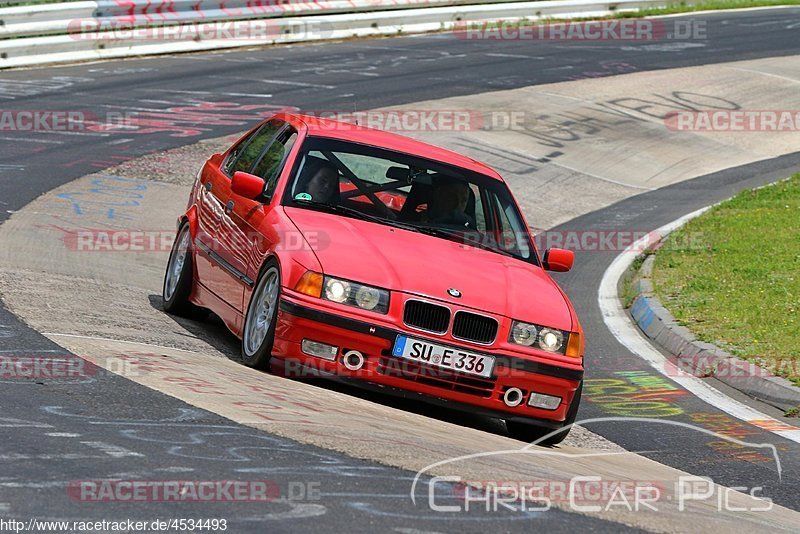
left=163, top=112, right=584, bottom=444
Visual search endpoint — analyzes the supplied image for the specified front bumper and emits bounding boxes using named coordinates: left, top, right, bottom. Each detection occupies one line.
left=273, top=295, right=583, bottom=425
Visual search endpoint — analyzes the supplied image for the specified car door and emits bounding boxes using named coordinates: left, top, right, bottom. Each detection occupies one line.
left=197, top=120, right=284, bottom=310
left=209, top=119, right=287, bottom=311
left=193, top=153, right=232, bottom=297
left=236, top=126, right=300, bottom=300
left=225, top=125, right=299, bottom=312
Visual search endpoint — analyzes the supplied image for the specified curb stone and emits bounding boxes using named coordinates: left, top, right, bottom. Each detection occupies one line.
left=626, top=250, right=800, bottom=413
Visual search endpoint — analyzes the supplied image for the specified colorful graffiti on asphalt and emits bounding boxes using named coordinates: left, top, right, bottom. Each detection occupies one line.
left=52, top=175, right=155, bottom=221
left=584, top=370, right=687, bottom=417
left=85, top=101, right=298, bottom=138
left=690, top=413, right=792, bottom=463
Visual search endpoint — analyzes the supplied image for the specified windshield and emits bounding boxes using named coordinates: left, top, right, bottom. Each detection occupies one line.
left=282, top=136, right=538, bottom=264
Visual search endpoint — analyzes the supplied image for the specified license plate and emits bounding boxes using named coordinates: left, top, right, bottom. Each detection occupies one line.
left=391, top=335, right=495, bottom=378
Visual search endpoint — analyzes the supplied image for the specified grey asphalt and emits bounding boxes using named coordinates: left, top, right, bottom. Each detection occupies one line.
left=1, top=7, right=799, bottom=529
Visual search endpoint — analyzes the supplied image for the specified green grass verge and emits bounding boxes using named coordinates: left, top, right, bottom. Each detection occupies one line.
left=476, top=0, right=800, bottom=29
left=652, top=175, right=800, bottom=387
left=616, top=0, right=800, bottom=17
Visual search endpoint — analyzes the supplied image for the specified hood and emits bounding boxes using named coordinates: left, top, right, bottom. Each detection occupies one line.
left=284, top=207, right=573, bottom=330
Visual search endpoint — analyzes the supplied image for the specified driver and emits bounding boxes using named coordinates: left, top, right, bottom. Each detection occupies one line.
left=297, top=159, right=340, bottom=204
left=428, top=179, right=473, bottom=227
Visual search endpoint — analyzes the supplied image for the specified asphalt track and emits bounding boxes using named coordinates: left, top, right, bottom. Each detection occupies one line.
left=1, top=7, right=800, bottom=530
left=557, top=152, right=800, bottom=507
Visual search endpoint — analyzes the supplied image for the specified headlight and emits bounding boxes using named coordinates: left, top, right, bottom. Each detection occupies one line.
left=509, top=320, right=570, bottom=355
left=537, top=327, right=564, bottom=352
left=510, top=322, right=537, bottom=346
left=322, top=276, right=389, bottom=314
left=324, top=278, right=350, bottom=303
left=354, top=285, right=381, bottom=311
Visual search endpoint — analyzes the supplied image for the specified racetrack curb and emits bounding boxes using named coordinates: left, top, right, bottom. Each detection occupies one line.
left=625, top=235, right=800, bottom=413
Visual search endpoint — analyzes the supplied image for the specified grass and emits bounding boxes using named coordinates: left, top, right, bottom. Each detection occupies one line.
left=473, top=0, right=800, bottom=30
left=616, top=0, right=800, bottom=17
left=621, top=251, right=654, bottom=309
left=651, top=175, right=800, bottom=387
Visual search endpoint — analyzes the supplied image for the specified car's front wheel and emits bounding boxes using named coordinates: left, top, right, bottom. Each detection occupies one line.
left=242, top=262, right=281, bottom=369
left=505, top=382, right=583, bottom=446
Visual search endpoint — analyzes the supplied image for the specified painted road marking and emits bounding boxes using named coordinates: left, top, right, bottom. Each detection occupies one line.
left=159, top=89, right=274, bottom=98
left=0, top=453, right=106, bottom=460
left=599, top=206, right=800, bottom=443
left=259, top=79, right=336, bottom=89
left=0, top=137, right=64, bottom=145
left=484, top=53, right=544, bottom=59
left=79, top=441, right=143, bottom=458
left=0, top=418, right=52, bottom=428
left=42, top=332, right=197, bottom=354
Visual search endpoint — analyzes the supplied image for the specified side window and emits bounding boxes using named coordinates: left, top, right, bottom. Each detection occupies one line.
left=222, top=120, right=283, bottom=176
left=491, top=193, right=531, bottom=259
left=260, top=131, right=298, bottom=200
left=471, top=184, right=487, bottom=232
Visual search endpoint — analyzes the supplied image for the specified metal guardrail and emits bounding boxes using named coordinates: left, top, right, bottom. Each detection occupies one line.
left=0, top=0, right=684, bottom=69
left=5, top=1, right=519, bottom=38
left=0, top=0, right=72, bottom=5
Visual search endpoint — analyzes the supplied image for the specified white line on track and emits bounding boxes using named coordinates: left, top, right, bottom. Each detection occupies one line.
left=485, top=53, right=544, bottom=59
left=723, top=66, right=800, bottom=85
left=80, top=441, right=143, bottom=458
left=0, top=418, right=52, bottom=428
left=259, top=79, right=337, bottom=89
left=548, top=159, right=656, bottom=191
left=0, top=137, right=64, bottom=144
left=153, top=89, right=274, bottom=98
left=0, top=350, right=64, bottom=353
left=39, top=130, right=109, bottom=137
left=598, top=207, right=800, bottom=443
left=41, top=332, right=198, bottom=354
left=0, top=454, right=106, bottom=460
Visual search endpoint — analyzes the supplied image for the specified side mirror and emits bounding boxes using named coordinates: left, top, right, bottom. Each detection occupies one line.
left=232, top=171, right=266, bottom=200
left=543, top=248, right=574, bottom=272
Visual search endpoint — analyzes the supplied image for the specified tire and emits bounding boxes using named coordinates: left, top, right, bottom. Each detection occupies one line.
left=506, top=382, right=583, bottom=446
left=162, top=222, right=202, bottom=317
left=241, top=261, right=281, bottom=370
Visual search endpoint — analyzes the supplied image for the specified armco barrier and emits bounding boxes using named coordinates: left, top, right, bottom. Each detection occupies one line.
left=1, top=1, right=514, bottom=38
left=0, top=0, right=693, bottom=69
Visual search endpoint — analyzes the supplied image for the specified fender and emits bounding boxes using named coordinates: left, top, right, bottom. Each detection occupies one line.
left=180, top=205, right=199, bottom=238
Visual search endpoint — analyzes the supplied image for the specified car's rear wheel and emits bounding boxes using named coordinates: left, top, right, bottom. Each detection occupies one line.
left=505, top=382, right=583, bottom=446
left=242, top=262, right=280, bottom=369
left=163, top=223, right=200, bottom=317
